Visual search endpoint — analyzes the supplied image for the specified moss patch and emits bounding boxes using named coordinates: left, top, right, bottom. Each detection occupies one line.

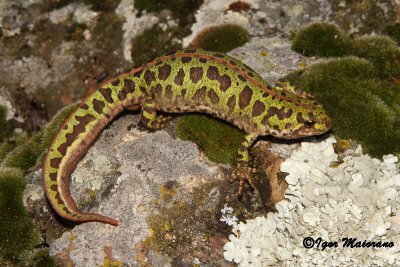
left=291, top=23, right=352, bottom=57
left=285, top=57, right=400, bottom=157
left=289, top=22, right=400, bottom=157
left=0, top=168, right=39, bottom=264
left=293, top=23, right=400, bottom=78
left=50, top=0, right=76, bottom=9
left=65, top=23, right=88, bottom=42
left=131, top=25, right=182, bottom=66
left=134, top=0, right=203, bottom=22
left=352, top=36, right=400, bottom=78
left=385, top=23, right=400, bottom=45
left=0, top=104, right=74, bottom=264
left=1, top=132, right=44, bottom=171
left=190, top=24, right=251, bottom=53
left=92, top=12, right=123, bottom=50
left=82, top=0, right=121, bottom=11
left=176, top=114, right=244, bottom=165
left=41, top=104, right=76, bottom=150
left=27, top=249, right=56, bottom=267
left=51, top=0, right=120, bottom=11
left=0, top=134, right=29, bottom=163
left=1, top=104, right=74, bottom=171
left=0, top=106, right=6, bottom=142
left=160, top=181, right=178, bottom=203
left=131, top=0, right=202, bottom=64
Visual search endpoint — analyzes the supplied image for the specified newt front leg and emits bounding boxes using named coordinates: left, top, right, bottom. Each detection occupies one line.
left=140, top=96, right=172, bottom=129
left=230, top=132, right=259, bottom=195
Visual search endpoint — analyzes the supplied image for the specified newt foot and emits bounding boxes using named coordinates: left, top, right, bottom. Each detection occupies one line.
left=230, top=163, right=257, bottom=195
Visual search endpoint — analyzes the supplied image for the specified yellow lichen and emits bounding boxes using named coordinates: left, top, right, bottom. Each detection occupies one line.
left=159, top=181, right=178, bottom=202
left=333, top=139, right=351, bottom=154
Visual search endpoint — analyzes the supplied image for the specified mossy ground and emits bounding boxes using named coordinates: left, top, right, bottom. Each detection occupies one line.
left=190, top=24, right=251, bottom=53
left=0, top=106, right=6, bottom=142
left=51, top=0, right=120, bottom=11
left=288, top=22, right=400, bottom=157
left=176, top=114, right=245, bottom=166
left=134, top=0, right=203, bottom=25
left=0, top=134, right=29, bottom=163
left=385, top=23, right=400, bottom=45
left=292, top=23, right=352, bottom=57
left=0, top=168, right=39, bottom=264
left=131, top=0, right=202, bottom=65
left=1, top=132, right=45, bottom=170
left=27, top=249, right=56, bottom=267
left=0, top=104, right=74, bottom=265
left=351, top=36, right=400, bottom=78
left=131, top=25, right=182, bottom=66
left=1, top=104, right=75, bottom=171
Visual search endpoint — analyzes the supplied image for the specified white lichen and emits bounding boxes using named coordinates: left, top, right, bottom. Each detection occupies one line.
left=224, top=136, right=400, bottom=265
left=220, top=204, right=238, bottom=226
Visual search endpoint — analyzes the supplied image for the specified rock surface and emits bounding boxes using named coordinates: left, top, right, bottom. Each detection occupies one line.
left=47, top=114, right=221, bottom=266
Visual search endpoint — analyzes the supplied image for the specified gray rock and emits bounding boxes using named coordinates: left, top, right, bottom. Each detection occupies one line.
left=229, top=36, right=321, bottom=86
left=48, top=114, right=220, bottom=266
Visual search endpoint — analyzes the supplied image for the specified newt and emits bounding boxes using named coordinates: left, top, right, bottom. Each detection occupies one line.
left=43, top=49, right=332, bottom=226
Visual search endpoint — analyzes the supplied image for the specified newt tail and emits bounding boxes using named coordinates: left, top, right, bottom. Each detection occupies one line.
left=43, top=75, right=144, bottom=226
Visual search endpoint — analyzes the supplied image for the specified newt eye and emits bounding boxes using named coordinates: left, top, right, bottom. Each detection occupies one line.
left=304, top=121, right=315, bottom=127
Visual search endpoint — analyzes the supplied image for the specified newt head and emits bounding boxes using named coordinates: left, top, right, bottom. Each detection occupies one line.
left=261, top=89, right=332, bottom=139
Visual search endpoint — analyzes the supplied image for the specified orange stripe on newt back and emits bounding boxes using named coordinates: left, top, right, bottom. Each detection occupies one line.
left=174, top=52, right=278, bottom=93
left=138, top=51, right=303, bottom=105
left=100, top=66, right=145, bottom=89
left=173, top=52, right=317, bottom=110
left=102, top=51, right=273, bottom=98
left=99, top=51, right=313, bottom=109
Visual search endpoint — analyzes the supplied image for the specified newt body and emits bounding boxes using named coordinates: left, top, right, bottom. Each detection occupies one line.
left=43, top=49, right=331, bottom=225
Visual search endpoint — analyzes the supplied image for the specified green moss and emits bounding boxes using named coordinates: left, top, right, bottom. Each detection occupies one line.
left=1, top=104, right=75, bottom=171
left=292, top=23, right=352, bottom=57
left=131, top=0, right=202, bottom=62
left=0, top=168, right=39, bottom=264
left=145, top=201, right=192, bottom=255
left=134, top=0, right=203, bottom=21
left=285, top=57, right=400, bottom=157
left=190, top=24, right=251, bottom=53
left=1, top=132, right=44, bottom=171
left=41, top=104, right=75, bottom=150
left=65, top=23, right=88, bottom=41
left=131, top=25, right=182, bottom=66
left=51, top=0, right=119, bottom=11
left=92, top=12, right=123, bottom=49
left=352, top=35, right=400, bottom=78
left=27, top=249, right=56, bottom=267
left=176, top=114, right=244, bottom=165
left=83, top=0, right=121, bottom=11
left=291, top=23, right=400, bottom=78
left=0, top=106, right=7, bottom=142
left=50, top=0, right=76, bottom=9
left=160, top=181, right=178, bottom=203
left=0, top=133, right=29, bottom=164
left=385, top=23, right=400, bottom=45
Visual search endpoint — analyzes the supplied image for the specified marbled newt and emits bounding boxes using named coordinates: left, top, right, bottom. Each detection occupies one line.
left=43, top=49, right=332, bottom=226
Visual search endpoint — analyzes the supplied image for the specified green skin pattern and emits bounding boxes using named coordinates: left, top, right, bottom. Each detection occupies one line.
left=43, top=49, right=332, bottom=226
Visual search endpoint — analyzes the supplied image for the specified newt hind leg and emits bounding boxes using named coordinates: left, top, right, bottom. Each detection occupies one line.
left=140, top=97, right=172, bottom=130
left=230, top=132, right=259, bottom=195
